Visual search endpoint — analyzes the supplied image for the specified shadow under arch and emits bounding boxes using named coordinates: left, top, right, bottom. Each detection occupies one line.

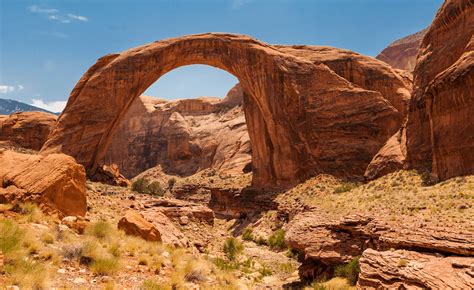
left=41, top=33, right=401, bottom=189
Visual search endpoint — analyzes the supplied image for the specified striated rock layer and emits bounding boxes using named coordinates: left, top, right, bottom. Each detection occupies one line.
left=376, top=28, right=428, bottom=71
left=42, top=33, right=408, bottom=188
left=0, top=150, right=87, bottom=216
left=103, top=84, right=251, bottom=178
left=406, top=0, right=474, bottom=180
left=0, top=111, right=57, bottom=150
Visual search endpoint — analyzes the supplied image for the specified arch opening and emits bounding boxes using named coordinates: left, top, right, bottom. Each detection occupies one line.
left=101, top=64, right=253, bottom=180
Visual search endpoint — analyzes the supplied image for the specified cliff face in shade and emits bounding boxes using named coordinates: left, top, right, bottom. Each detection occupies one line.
left=0, top=111, right=57, bottom=150
left=102, top=84, right=251, bottom=178
left=376, top=28, right=428, bottom=71
left=42, top=33, right=404, bottom=188
left=406, top=0, right=474, bottom=180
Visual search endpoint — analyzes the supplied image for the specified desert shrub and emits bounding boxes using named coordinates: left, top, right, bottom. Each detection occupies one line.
left=268, top=229, right=286, bottom=250
left=61, top=243, right=83, bottom=260
left=213, top=257, right=239, bottom=271
left=86, top=220, right=113, bottom=239
left=333, top=182, right=358, bottom=194
left=184, top=260, right=208, bottom=283
left=91, top=257, right=120, bottom=275
left=19, top=202, right=43, bottom=222
left=168, top=178, right=177, bottom=190
left=0, top=219, right=24, bottom=255
left=258, top=264, right=272, bottom=277
left=242, top=227, right=254, bottom=241
left=108, top=242, right=122, bottom=258
left=132, top=178, right=150, bottom=193
left=147, top=181, right=165, bottom=196
left=334, top=256, right=360, bottom=286
left=223, top=237, right=243, bottom=261
left=132, top=178, right=165, bottom=196
left=255, top=236, right=268, bottom=246
left=141, top=279, right=168, bottom=290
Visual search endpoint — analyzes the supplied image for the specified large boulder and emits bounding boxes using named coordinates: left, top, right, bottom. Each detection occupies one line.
left=358, top=248, right=474, bottom=289
left=0, top=150, right=87, bottom=216
left=118, top=210, right=162, bottom=242
left=0, top=112, right=57, bottom=151
left=405, top=0, right=474, bottom=180
left=376, top=28, right=428, bottom=71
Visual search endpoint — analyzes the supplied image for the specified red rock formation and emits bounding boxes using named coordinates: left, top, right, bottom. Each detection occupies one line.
left=358, top=249, right=474, bottom=289
left=103, top=85, right=251, bottom=178
left=406, top=0, right=474, bottom=180
left=376, top=28, right=428, bottom=71
left=42, top=33, right=402, bottom=188
left=0, top=150, right=87, bottom=216
left=0, top=112, right=57, bottom=150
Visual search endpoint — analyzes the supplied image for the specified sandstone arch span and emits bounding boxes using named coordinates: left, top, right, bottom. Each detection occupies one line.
left=42, top=33, right=403, bottom=188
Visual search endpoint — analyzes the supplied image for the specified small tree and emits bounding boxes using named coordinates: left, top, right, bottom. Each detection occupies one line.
left=147, top=181, right=165, bottom=196
left=167, top=178, right=177, bottom=191
left=132, top=178, right=149, bottom=194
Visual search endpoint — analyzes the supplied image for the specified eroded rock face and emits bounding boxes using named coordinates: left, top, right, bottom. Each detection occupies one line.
left=358, top=249, right=474, bottom=289
left=0, top=150, right=87, bottom=216
left=406, top=0, right=474, bottom=180
left=0, top=112, right=57, bottom=150
left=376, top=28, right=428, bottom=71
left=42, top=33, right=403, bottom=188
left=103, top=85, right=251, bottom=178
left=284, top=212, right=474, bottom=281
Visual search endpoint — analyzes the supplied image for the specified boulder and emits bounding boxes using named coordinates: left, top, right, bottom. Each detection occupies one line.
left=90, top=163, right=131, bottom=187
left=118, top=210, right=161, bottom=242
left=376, top=28, right=428, bottom=71
left=0, top=150, right=87, bottom=216
left=139, top=198, right=214, bottom=225
left=0, top=112, right=57, bottom=150
left=358, top=248, right=474, bottom=289
left=141, top=210, right=189, bottom=247
left=405, top=0, right=474, bottom=180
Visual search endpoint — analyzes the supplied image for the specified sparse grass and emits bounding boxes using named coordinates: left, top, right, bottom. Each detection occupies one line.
left=333, top=182, right=359, bottom=194
left=142, top=279, right=170, bottom=290
left=213, top=257, right=240, bottom=271
left=0, top=219, right=24, bottom=256
left=334, top=257, right=360, bottom=286
left=242, top=227, right=254, bottom=241
left=223, top=237, right=244, bottom=261
left=91, top=257, right=120, bottom=275
left=268, top=229, right=286, bottom=251
left=41, top=232, right=55, bottom=244
left=312, top=277, right=354, bottom=290
left=4, top=258, right=49, bottom=288
left=258, top=264, right=272, bottom=277
left=19, top=202, right=43, bottom=222
left=86, top=220, right=114, bottom=239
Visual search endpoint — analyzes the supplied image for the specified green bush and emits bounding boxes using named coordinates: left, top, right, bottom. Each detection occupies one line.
left=213, top=257, right=239, bottom=271
left=168, top=178, right=177, bottom=190
left=132, top=178, right=165, bottom=196
left=334, top=256, right=360, bottom=286
left=223, top=237, right=244, bottom=261
left=268, top=229, right=286, bottom=251
left=0, top=219, right=24, bottom=255
left=132, top=178, right=150, bottom=193
left=242, top=227, right=254, bottom=241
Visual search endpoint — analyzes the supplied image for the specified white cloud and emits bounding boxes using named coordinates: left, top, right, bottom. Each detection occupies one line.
left=48, top=15, right=71, bottom=23
left=28, top=5, right=59, bottom=14
left=0, top=84, right=23, bottom=94
left=67, top=14, right=88, bottom=22
left=31, top=99, right=67, bottom=113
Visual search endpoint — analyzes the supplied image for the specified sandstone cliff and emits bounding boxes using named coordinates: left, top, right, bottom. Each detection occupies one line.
left=376, top=28, right=428, bottom=71
left=102, top=84, right=251, bottom=178
left=405, top=0, right=474, bottom=180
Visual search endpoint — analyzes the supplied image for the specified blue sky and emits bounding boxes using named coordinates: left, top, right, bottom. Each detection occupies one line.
left=0, top=0, right=442, bottom=112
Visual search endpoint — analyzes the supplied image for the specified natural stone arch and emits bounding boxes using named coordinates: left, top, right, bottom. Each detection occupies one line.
left=42, top=33, right=402, bottom=188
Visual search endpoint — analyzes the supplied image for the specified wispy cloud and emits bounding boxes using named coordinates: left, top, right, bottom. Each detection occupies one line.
left=0, top=85, right=24, bottom=94
left=67, top=14, right=88, bottom=22
left=31, top=99, right=67, bottom=113
left=28, top=5, right=58, bottom=14
left=231, top=0, right=252, bottom=9
left=27, top=6, right=89, bottom=24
